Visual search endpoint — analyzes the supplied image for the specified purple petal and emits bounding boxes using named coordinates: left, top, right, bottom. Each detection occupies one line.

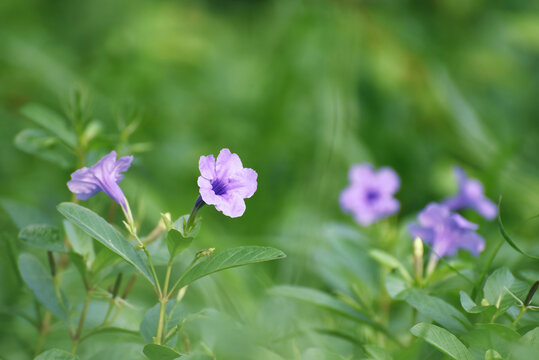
left=408, top=224, right=435, bottom=244
left=348, top=163, right=375, bottom=185
left=214, top=192, right=246, bottom=218
left=418, top=203, right=451, bottom=227
left=451, top=213, right=479, bottom=231
left=198, top=177, right=220, bottom=205
left=114, top=155, right=134, bottom=182
left=457, top=232, right=485, bottom=256
left=67, top=151, right=131, bottom=207
left=473, top=197, right=497, bottom=220
left=67, top=167, right=100, bottom=200
left=228, top=168, right=258, bottom=198
left=199, top=154, right=216, bottom=180
left=216, top=148, right=243, bottom=179
left=376, top=167, right=400, bottom=194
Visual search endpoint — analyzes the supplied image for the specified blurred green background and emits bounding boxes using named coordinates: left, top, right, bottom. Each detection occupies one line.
left=1, top=0, right=539, bottom=359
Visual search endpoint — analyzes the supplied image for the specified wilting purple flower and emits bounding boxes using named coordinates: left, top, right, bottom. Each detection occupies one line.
left=340, top=163, right=400, bottom=226
left=443, top=166, right=497, bottom=220
left=67, top=151, right=133, bottom=209
left=197, top=148, right=257, bottom=218
left=408, top=203, right=485, bottom=257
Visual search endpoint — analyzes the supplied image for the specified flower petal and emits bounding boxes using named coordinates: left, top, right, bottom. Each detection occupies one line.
left=67, top=168, right=100, bottom=200
left=214, top=193, right=246, bottom=218
left=199, top=154, right=216, bottom=180
left=348, top=163, right=374, bottom=185
left=114, top=155, right=134, bottom=182
left=228, top=168, right=258, bottom=198
left=216, top=148, right=243, bottom=179
left=198, top=177, right=220, bottom=205
left=457, top=232, right=485, bottom=256
left=376, top=167, right=400, bottom=194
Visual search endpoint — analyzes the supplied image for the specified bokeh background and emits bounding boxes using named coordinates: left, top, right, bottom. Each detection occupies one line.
left=1, top=0, right=539, bottom=359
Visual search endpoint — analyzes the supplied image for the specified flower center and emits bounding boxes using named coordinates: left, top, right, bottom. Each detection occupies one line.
left=365, top=189, right=380, bottom=203
left=211, top=179, right=228, bottom=196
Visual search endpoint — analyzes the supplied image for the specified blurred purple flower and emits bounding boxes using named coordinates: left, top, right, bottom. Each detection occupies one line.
left=67, top=151, right=133, bottom=209
left=197, top=148, right=257, bottom=218
left=339, top=163, right=400, bottom=226
left=443, top=166, right=497, bottom=220
left=408, top=203, right=485, bottom=257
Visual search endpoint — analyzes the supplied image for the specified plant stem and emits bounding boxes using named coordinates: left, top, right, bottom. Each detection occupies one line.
left=168, top=257, right=198, bottom=296
left=156, top=299, right=167, bottom=345
left=143, top=246, right=162, bottom=297
left=511, top=307, right=527, bottom=329
left=156, top=261, right=174, bottom=345
left=72, top=291, right=91, bottom=354
left=34, top=311, right=51, bottom=357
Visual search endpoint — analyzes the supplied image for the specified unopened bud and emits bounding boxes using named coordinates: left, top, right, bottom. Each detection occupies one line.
left=413, top=237, right=424, bottom=284
left=196, top=248, right=215, bottom=260
left=160, top=212, right=172, bottom=230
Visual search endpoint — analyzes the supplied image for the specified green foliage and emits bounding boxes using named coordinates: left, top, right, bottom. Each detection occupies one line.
left=34, top=349, right=80, bottom=360
left=1, top=0, right=539, bottom=358
left=14, top=128, right=74, bottom=169
left=404, top=289, right=471, bottom=333
left=143, top=344, right=182, bottom=360
left=410, top=323, right=474, bottom=360
left=18, top=253, right=69, bottom=323
left=18, top=224, right=66, bottom=252
left=20, top=103, right=77, bottom=148
left=57, top=202, right=155, bottom=285
left=177, top=246, right=286, bottom=288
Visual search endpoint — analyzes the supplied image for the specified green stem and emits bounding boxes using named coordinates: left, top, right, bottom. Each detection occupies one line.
left=143, top=246, right=162, bottom=297
left=156, top=261, right=173, bottom=345
left=511, top=307, right=527, bottom=329
left=75, top=292, right=91, bottom=341
left=156, top=300, right=167, bottom=345
left=34, top=312, right=51, bottom=357
left=168, top=257, right=198, bottom=297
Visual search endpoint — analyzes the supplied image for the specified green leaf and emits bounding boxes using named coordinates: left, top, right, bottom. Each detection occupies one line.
left=64, top=220, right=95, bottom=265
left=269, top=285, right=391, bottom=338
left=410, top=322, right=474, bottom=360
left=484, top=267, right=514, bottom=305
left=143, top=344, right=182, bottom=360
left=1, top=198, right=52, bottom=229
left=463, top=323, right=520, bottom=359
left=18, top=253, right=69, bottom=322
left=14, top=128, right=73, bottom=168
left=166, top=215, right=195, bottom=260
left=498, top=209, right=539, bottom=260
left=20, top=103, right=77, bottom=148
left=18, top=224, right=66, bottom=252
left=459, top=291, right=493, bottom=314
left=57, top=202, right=155, bottom=286
left=385, top=273, right=409, bottom=299
left=34, top=348, right=80, bottom=360
left=68, top=252, right=88, bottom=288
left=369, top=249, right=412, bottom=283
left=404, top=289, right=471, bottom=333
left=364, top=345, right=392, bottom=360
left=176, top=246, right=286, bottom=288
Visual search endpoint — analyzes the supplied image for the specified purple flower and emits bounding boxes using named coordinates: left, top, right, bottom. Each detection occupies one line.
left=443, top=166, right=497, bottom=220
left=67, top=151, right=133, bottom=209
left=197, top=148, right=258, bottom=218
left=339, top=163, right=400, bottom=226
left=408, top=203, right=485, bottom=257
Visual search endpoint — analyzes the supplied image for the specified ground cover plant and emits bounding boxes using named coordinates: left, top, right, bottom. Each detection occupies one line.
left=1, top=0, right=539, bottom=359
